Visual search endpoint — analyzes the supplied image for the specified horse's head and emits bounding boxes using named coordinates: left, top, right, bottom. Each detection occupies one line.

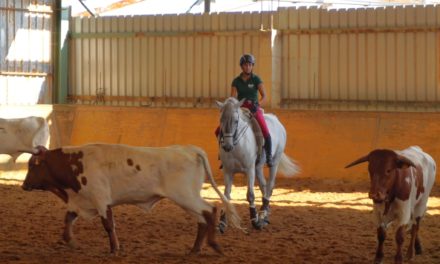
left=215, top=97, right=245, bottom=152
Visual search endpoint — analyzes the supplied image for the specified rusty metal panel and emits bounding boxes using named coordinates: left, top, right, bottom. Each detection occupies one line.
left=0, top=0, right=54, bottom=105
left=68, top=11, right=272, bottom=107
left=278, top=5, right=440, bottom=112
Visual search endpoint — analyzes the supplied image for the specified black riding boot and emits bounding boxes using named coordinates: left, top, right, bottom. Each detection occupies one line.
left=264, top=135, right=274, bottom=167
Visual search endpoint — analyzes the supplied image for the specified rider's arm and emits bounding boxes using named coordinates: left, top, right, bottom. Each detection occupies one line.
left=231, top=86, right=237, bottom=98
left=258, top=83, right=267, bottom=106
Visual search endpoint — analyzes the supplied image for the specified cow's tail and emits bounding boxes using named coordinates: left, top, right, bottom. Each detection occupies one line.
left=196, top=150, right=243, bottom=232
left=278, top=153, right=300, bottom=177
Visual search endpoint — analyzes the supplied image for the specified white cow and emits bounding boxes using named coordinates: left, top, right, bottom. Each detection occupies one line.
left=22, top=143, right=242, bottom=255
left=0, top=116, right=49, bottom=161
left=346, top=146, right=436, bottom=264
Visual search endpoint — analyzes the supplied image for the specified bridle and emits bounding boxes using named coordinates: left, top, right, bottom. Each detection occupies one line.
left=220, top=106, right=249, bottom=148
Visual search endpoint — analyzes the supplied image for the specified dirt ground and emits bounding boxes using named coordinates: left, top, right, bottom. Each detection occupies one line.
left=0, top=175, right=439, bottom=264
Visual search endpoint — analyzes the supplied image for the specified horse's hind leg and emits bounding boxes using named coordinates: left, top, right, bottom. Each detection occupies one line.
left=255, top=167, right=269, bottom=227
left=260, top=166, right=279, bottom=225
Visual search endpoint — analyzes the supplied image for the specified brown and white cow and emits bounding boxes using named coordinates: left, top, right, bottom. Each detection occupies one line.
left=22, top=143, right=242, bottom=255
left=0, top=116, right=49, bottom=161
left=345, top=146, right=436, bottom=264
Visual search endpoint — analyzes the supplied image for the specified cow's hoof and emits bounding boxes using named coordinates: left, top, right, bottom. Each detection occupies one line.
left=374, top=257, right=383, bottom=264
left=65, top=239, right=79, bottom=249
left=208, top=242, right=223, bottom=255
left=189, top=249, right=201, bottom=255
left=415, top=244, right=422, bottom=255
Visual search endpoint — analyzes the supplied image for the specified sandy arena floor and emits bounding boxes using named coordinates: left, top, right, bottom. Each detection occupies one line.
left=0, top=175, right=439, bottom=264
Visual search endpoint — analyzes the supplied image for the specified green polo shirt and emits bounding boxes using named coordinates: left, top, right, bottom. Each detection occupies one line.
left=231, top=73, right=262, bottom=103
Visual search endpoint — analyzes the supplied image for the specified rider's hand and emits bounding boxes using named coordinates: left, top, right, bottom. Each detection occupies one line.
left=250, top=102, right=259, bottom=113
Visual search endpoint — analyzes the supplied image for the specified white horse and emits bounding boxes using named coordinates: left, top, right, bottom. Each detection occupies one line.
left=215, top=97, right=299, bottom=231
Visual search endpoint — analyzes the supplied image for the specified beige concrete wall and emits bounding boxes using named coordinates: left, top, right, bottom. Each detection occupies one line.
left=1, top=105, right=439, bottom=184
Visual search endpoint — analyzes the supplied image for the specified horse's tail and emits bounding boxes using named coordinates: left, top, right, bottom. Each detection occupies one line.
left=278, top=153, right=300, bottom=177
left=196, top=149, right=243, bottom=231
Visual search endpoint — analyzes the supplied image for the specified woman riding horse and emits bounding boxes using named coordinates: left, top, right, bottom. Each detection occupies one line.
left=215, top=53, right=273, bottom=167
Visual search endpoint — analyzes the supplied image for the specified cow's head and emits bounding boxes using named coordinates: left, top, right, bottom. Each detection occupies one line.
left=22, top=146, right=51, bottom=191
left=345, top=149, right=416, bottom=203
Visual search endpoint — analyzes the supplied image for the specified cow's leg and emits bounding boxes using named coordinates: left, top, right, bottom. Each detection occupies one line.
left=203, top=207, right=222, bottom=255
left=100, top=206, right=120, bottom=254
left=414, top=217, right=423, bottom=255
left=190, top=222, right=208, bottom=255
left=374, top=226, right=386, bottom=264
left=406, top=219, right=420, bottom=260
left=412, top=217, right=423, bottom=256
left=62, top=211, right=78, bottom=248
left=182, top=199, right=222, bottom=255
left=219, top=171, right=233, bottom=234
left=394, top=225, right=405, bottom=264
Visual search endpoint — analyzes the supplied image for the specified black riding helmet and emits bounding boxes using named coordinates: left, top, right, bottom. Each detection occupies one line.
left=239, top=54, right=255, bottom=66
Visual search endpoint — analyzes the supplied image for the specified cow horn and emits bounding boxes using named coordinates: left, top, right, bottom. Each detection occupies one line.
left=396, top=154, right=416, bottom=168
left=18, top=145, right=47, bottom=155
left=18, top=149, right=37, bottom=154
left=345, top=155, right=369, bottom=168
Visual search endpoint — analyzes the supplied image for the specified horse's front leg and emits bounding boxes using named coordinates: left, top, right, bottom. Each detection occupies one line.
left=218, top=171, right=233, bottom=234
left=246, top=170, right=261, bottom=230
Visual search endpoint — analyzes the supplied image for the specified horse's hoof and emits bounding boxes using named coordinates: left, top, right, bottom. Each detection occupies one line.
left=251, top=220, right=263, bottom=230
left=217, top=222, right=227, bottom=234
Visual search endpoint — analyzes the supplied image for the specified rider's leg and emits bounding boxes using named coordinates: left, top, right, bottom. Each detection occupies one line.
left=263, top=135, right=273, bottom=167
left=253, top=110, right=273, bottom=167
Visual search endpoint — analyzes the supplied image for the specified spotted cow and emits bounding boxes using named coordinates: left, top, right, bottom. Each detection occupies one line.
left=345, top=146, right=436, bottom=264
left=22, top=143, right=242, bottom=255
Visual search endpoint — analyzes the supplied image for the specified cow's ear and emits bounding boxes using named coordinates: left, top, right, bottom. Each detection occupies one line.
left=396, top=155, right=416, bottom=168
left=345, top=155, right=369, bottom=168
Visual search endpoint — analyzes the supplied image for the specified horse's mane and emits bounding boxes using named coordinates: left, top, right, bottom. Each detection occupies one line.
left=224, top=97, right=239, bottom=104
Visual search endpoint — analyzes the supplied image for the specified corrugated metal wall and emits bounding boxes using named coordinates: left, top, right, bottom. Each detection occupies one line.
left=276, top=5, right=440, bottom=111
left=69, top=12, right=273, bottom=107
left=69, top=5, right=440, bottom=111
left=0, top=0, right=54, bottom=105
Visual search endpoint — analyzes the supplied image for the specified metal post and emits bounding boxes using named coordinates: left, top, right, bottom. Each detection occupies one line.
left=204, top=0, right=210, bottom=13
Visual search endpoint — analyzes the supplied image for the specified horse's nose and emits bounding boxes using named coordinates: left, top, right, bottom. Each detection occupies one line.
left=222, top=144, right=233, bottom=152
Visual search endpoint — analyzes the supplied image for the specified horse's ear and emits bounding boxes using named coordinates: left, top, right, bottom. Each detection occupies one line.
left=238, top=98, right=246, bottom=107
left=215, top=101, right=224, bottom=109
